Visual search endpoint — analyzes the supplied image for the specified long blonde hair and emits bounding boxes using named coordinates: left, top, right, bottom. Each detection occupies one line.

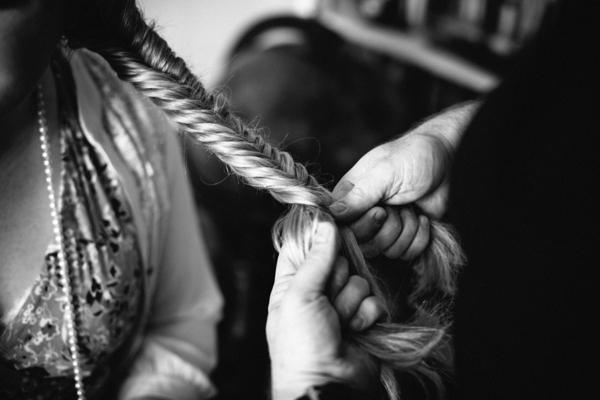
left=65, top=1, right=465, bottom=398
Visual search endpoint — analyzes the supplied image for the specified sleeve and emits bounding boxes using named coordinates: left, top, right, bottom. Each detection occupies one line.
left=118, top=124, right=224, bottom=399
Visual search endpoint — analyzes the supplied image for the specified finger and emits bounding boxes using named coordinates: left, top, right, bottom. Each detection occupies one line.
left=359, top=206, right=403, bottom=258
left=274, top=241, right=298, bottom=281
left=270, top=243, right=298, bottom=313
left=331, top=179, right=354, bottom=201
left=349, top=296, right=388, bottom=331
left=400, top=215, right=431, bottom=261
left=349, top=206, right=387, bottom=243
left=416, top=182, right=449, bottom=220
left=327, top=255, right=350, bottom=299
left=290, top=222, right=340, bottom=294
left=330, top=175, right=391, bottom=223
left=381, top=207, right=419, bottom=259
left=333, top=275, right=370, bottom=323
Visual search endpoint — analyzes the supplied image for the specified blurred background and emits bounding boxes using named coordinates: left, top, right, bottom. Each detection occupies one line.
left=139, top=1, right=557, bottom=399
left=140, top=0, right=304, bottom=88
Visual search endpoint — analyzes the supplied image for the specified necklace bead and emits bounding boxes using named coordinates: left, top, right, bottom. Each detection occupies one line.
left=37, top=85, right=86, bottom=400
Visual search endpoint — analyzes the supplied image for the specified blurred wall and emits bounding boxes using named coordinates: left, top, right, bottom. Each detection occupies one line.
left=139, top=0, right=301, bottom=87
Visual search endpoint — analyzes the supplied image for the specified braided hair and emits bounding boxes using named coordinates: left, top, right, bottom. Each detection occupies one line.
left=64, top=1, right=465, bottom=398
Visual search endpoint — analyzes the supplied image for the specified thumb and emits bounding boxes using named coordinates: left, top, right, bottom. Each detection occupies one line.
left=290, top=222, right=339, bottom=295
left=330, top=176, right=390, bottom=223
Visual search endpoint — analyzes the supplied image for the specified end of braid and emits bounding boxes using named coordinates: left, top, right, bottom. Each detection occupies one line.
left=409, top=221, right=466, bottom=308
left=273, top=205, right=462, bottom=399
left=274, top=202, right=460, bottom=400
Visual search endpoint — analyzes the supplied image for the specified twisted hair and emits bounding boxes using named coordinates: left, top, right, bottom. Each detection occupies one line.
left=65, top=1, right=465, bottom=398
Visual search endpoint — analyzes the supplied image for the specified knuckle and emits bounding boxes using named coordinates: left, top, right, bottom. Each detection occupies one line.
left=382, top=245, right=404, bottom=259
left=358, top=296, right=387, bottom=322
left=400, top=207, right=418, bottom=227
left=352, top=185, right=370, bottom=202
left=349, top=275, right=370, bottom=293
left=402, top=240, right=427, bottom=260
left=382, top=231, right=412, bottom=259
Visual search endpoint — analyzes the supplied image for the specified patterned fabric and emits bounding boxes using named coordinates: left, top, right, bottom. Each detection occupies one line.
left=0, top=53, right=164, bottom=399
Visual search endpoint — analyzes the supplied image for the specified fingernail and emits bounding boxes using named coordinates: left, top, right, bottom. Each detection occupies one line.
left=374, top=209, right=386, bottom=225
left=420, top=215, right=429, bottom=228
left=350, top=317, right=365, bottom=331
left=329, top=201, right=347, bottom=214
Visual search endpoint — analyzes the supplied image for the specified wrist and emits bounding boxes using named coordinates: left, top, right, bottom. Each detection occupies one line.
left=409, top=122, right=458, bottom=161
left=403, top=130, right=454, bottom=187
left=408, top=99, right=480, bottom=154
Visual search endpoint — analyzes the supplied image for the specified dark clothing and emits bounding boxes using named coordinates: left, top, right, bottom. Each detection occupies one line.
left=294, top=382, right=374, bottom=400
left=449, top=2, right=599, bottom=399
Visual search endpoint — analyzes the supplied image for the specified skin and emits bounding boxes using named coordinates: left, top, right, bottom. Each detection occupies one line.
left=0, top=0, right=64, bottom=315
left=268, top=222, right=384, bottom=400
left=330, top=134, right=447, bottom=260
left=330, top=102, right=479, bottom=259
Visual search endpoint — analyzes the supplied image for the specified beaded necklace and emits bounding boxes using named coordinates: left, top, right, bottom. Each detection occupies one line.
left=37, top=85, right=86, bottom=400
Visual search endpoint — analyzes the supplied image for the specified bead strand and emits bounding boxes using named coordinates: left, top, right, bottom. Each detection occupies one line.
left=37, top=85, right=86, bottom=400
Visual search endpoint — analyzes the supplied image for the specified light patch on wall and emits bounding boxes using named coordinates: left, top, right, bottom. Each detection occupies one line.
left=139, top=0, right=297, bottom=88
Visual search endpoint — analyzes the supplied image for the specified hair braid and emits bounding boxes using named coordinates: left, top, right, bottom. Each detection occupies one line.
left=66, top=1, right=465, bottom=398
left=101, top=48, right=328, bottom=207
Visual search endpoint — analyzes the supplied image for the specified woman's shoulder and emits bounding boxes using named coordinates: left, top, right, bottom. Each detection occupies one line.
left=68, top=49, right=178, bottom=231
left=69, top=49, right=177, bottom=157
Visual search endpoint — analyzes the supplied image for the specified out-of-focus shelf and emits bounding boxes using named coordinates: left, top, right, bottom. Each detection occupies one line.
left=317, top=9, right=501, bottom=93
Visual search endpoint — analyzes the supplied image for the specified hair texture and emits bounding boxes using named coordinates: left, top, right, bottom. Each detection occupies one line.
left=64, top=1, right=465, bottom=398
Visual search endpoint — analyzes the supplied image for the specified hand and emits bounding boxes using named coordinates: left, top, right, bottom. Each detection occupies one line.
left=330, top=133, right=449, bottom=259
left=267, top=222, right=385, bottom=400
left=329, top=101, right=478, bottom=259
